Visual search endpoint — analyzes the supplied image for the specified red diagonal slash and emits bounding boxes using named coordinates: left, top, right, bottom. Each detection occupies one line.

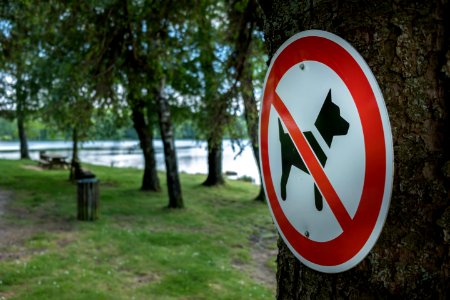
left=272, top=92, right=353, bottom=232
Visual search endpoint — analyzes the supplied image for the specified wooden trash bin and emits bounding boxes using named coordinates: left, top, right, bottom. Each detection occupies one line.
left=77, top=178, right=99, bottom=221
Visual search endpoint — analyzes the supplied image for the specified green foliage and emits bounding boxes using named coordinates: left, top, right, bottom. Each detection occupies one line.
left=173, top=119, right=197, bottom=140
left=0, top=115, right=138, bottom=141
left=88, top=110, right=133, bottom=141
left=0, top=0, right=44, bottom=131
left=0, top=117, right=16, bottom=140
left=0, top=0, right=266, bottom=154
left=0, top=159, right=276, bottom=299
left=25, top=118, right=65, bottom=141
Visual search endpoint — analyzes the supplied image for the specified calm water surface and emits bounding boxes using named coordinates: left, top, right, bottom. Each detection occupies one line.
left=0, top=140, right=261, bottom=184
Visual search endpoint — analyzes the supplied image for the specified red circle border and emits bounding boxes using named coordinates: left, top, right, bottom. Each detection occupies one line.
left=260, top=35, right=386, bottom=266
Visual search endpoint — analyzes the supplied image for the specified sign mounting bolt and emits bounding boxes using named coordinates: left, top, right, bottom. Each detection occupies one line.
left=299, top=63, right=305, bottom=70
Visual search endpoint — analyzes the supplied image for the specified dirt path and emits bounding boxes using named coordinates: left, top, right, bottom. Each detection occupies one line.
left=249, top=227, right=278, bottom=291
left=0, top=189, right=25, bottom=258
left=0, top=189, right=73, bottom=260
left=231, top=225, right=278, bottom=293
left=0, top=189, right=10, bottom=217
left=0, top=189, right=28, bottom=254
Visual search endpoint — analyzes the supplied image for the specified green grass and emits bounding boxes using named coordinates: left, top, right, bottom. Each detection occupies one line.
left=0, top=160, right=277, bottom=300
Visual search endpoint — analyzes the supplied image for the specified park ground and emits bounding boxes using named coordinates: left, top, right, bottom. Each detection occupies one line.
left=0, top=160, right=277, bottom=300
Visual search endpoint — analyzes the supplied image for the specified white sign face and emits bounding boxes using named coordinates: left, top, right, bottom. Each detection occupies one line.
left=259, top=30, right=394, bottom=273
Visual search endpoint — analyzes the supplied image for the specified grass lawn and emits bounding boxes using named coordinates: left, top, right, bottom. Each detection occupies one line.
left=0, top=159, right=277, bottom=300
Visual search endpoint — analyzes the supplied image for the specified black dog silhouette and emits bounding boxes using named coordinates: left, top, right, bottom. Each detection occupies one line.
left=279, top=89, right=349, bottom=211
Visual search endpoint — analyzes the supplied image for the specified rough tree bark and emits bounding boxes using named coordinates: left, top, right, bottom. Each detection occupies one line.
left=258, top=0, right=449, bottom=298
left=156, top=79, right=184, bottom=208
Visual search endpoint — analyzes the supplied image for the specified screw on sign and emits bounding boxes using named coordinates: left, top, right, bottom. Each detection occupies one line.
left=259, top=30, right=394, bottom=273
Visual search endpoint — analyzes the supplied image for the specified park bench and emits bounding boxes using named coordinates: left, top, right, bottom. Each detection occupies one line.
left=38, top=152, right=69, bottom=169
left=38, top=159, right=51, bottom=168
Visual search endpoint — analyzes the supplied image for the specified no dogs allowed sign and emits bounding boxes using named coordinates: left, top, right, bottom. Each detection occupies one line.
left=259, top=30, right=394, bottom=273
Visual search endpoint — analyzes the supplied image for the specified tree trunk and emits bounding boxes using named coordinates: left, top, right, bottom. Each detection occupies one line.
left=16, top=82, right=29, bottom=160
left=131, top=102, right=161, bottom=192
left=69, top=127, right=79, bottom=181
left=259, top=0, right=449, bottom=298
left=156, top=79, right=184, bottom=209
left=241, top=59, right=265, bottom=201
left=203, top=139, right=225, bottom=186
left=17, top=110, right=29, bottom=160
left=198, top=14, right=227, bottom=187
left=123, top=6, right=160, bottom=193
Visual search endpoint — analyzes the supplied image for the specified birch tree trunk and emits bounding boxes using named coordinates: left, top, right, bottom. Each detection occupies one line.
left=156, top=79, right=184, bottom=208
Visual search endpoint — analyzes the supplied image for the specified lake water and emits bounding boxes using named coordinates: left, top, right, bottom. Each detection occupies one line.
left=0, top=140, right=261, bottom=184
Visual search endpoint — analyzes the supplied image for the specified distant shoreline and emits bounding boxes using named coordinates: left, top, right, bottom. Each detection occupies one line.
left=0, top=140, right=260, bottom=185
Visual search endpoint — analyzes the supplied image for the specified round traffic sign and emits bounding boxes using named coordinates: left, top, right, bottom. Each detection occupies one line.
left=259, top=30, right=394, bottom=273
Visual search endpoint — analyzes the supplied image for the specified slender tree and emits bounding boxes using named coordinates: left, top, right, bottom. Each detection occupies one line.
left=228, top=0, right=267, bottom=200
left=156, top=78, right=183, bottom=208
left=0, top=0, right=41, bottom=159
left=15, top=77, right=30, bottom=159
left=148, top=2, right=192, bottom=207
left=97, top=0, right=187, bottom=206
left=196, top=0, right=228, bottom=186
left=35, top=1, right=158, bottom=186
left=241, top=59, right=265, bottom=200
left=126, top=70, right=161, bottom=192
left=15, top=1, right=104, bottom=179
left=258, top=0, right=450, bottom=298
left=120, top=1, right=161, bottom=192
left=197, top=0, right=262, bottom=187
